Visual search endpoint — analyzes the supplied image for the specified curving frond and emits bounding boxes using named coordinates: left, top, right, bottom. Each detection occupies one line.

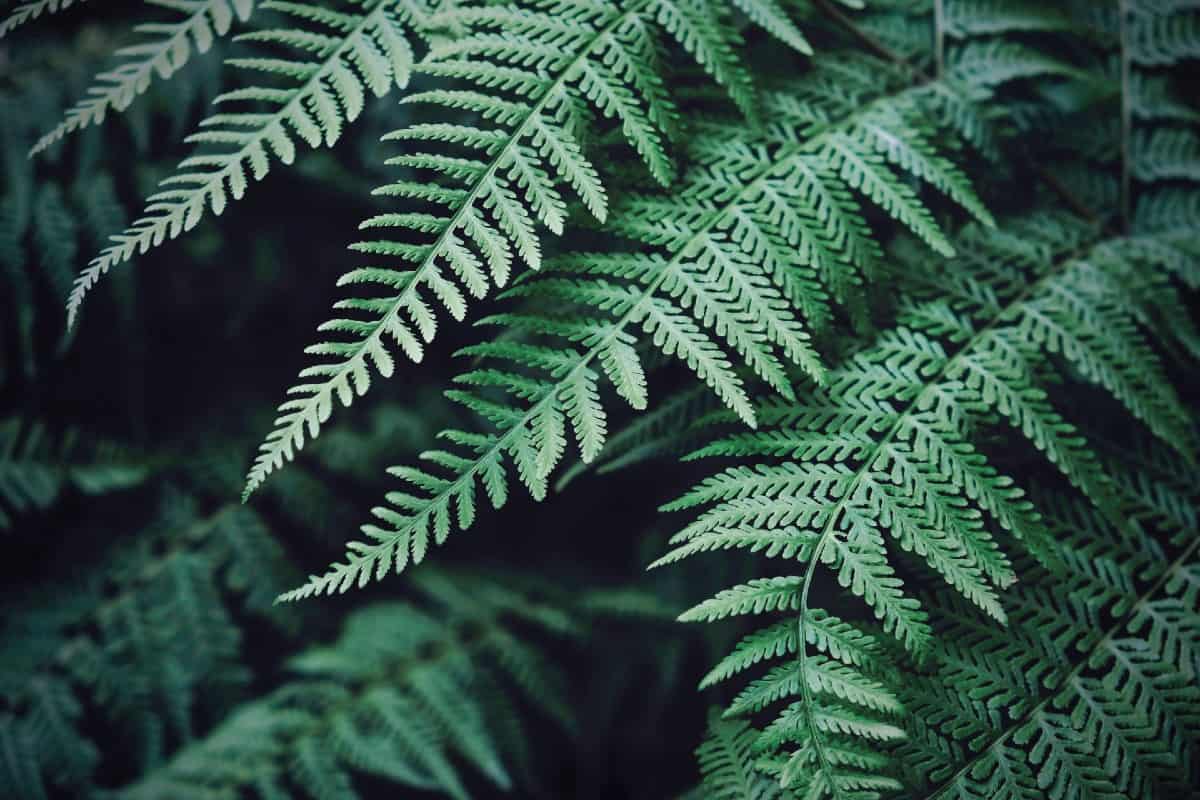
left=659, top=210, right=1199, bottom=796
left=274, top=53, right=993, bottom=602
left=243, top=0, right=784, bottom=499
left=65, top=0, right=431, bottom=328
left=30, top=0, right=256, bottom=156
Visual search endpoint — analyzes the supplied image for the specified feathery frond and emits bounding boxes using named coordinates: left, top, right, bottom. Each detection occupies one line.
left=29, top=0, right=256, bottom=156
left=243, top=0, right=778, bottom=498
left=65, top=0, right=431, bottom=328
left=114, top=572, right=574, bottom=800
left=659, top=209, right=1199, bottom=796
left=275, top=52, right=993, bottom=601
left=0, top=0, right=88, bottom=40
left=901, top=508, right=1200, bottom=799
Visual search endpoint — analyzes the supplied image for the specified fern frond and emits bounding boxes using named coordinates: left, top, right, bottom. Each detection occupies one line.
left=1128, top=2, right=1200, bottom=66
left=115, top=573, right=573, bottom=800
left=1133, top=127, right=1200, bottom=183
left=66, top=0, right=426, bottom=328
left=696, top=709, right=785, bottom=800
left=275, top=55, right=993, bottom=601
left=661, top=210, right=1199, bottom=796
left=29, top=0, right=255, bottom=156
left=903, top=528, right=1200, bottom=799
left=0, top=0, right=87, bottom=40
left=0, top=418, right=145, bottom=531
left=244, top=0, right=791, bottom=498
left=942, top=1, right=1072, bottom=38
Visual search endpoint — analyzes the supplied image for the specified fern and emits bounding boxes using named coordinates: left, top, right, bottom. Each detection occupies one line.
left=64, top=0, right=431, bottom=328
left=114, top=571, right=574, bottom=800
left=274, top=52, right=993, bottom=601
left=0, top=418, right=145, bottom=531
left=899, top=500, right=1200, bottom=798
left=660, top=210, right=1198, bottom=795
left=0, top=490, right=295, bottom=797
left=0, top=0, right=88, bottom=40
left=28, top=0, right=256, bottom=156
left=243, top=0, right=782, bottom=498
left=695, top=709, right=786, bottom=799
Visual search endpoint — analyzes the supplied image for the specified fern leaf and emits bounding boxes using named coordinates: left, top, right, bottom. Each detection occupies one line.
left=274, top=55, right=992, bottom=600
left=115, top=575, right=573, bottom=800
left=30, top=0, right=255, bottom=156
left=0, top=0, right=87, bottom=40
left=66, top=0, right=423, bottom=328
left=662, top=210, right=1199, bottom=796
left=244, top=0, right=790, bottom=498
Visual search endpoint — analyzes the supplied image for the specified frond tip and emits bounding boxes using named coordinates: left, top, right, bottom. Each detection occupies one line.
left=29, top=0, right=256, bottom=156
left=65, top=0, right=422, bottom=330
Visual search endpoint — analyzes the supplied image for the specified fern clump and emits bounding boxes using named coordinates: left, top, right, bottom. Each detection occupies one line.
left=243, top=0, right=785, bottom=498
left=665, top=210, right=1199, bottom=795
left=275, top=50, right=994, bottom=601
left=0, top=0, right=1198, bottom=797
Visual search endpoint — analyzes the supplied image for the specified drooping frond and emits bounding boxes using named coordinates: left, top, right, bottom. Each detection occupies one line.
left=275, top=52, right=993, bottom=601
left=0, top=418, right=145, bottom=531
left=658, top=210, right=1199, bottom=796
left=0, top=0, right=88, bottom=40
left=65, top=0, right=431, bottom=327
left=243, top=0, right=781, bottom=499
left=114, top=572, right=574, bottom=800
left=30, top=0, right=256, bottom=156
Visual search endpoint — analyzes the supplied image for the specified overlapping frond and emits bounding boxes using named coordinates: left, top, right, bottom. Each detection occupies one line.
left=275, top=53, right=992, bottom=601
left=114, top=572, right=573, bottom=800
left=29, top=0, right=256, bottom=157
left=696, top=709, right=786, bottom=799
left=244, top=0, right=774, bottom=498
left=659, top=211, right=1199, bottom=796
left=66, top=0, right=432, bottom=327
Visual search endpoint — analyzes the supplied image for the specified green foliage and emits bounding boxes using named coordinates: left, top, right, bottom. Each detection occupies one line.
left=0, top=418, right=145, bottom=530
left=274, top=51, right=993, bottom=601
left=0, top=0, right=88, bottom=40
left=113, top=571, right=575, bottom=800
left=664, top=211, right=1200, bottom=796
left=29, top=0, right=256, bottom=157
left=244, top=0, right=784, bottom=498
left=65, top=0, right=429, bottom=327
left=1, top=0, right=1198, bottom=797
left=899, top=486, right=1200, bottom=799
left=0, top=491, right=295, bottom=797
